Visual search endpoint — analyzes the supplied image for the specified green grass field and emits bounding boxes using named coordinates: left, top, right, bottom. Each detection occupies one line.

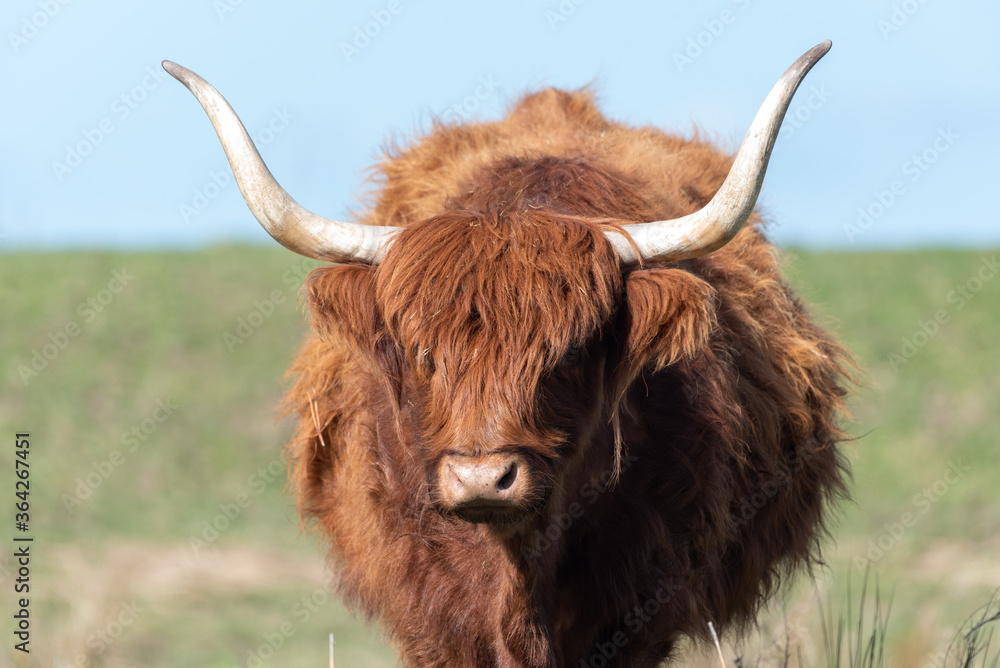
left=1, top=247, right=998, bottom=667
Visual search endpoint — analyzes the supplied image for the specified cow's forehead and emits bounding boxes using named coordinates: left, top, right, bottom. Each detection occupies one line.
left=375, top=211, right=622, bottom=357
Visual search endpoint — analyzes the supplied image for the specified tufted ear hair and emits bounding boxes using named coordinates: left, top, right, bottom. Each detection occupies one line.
left=618, top=268, right=718, bottom=379
left=306, top=264, right=405, bottom=413
left=306, top=264, right=385, bottom=351
left=602, top=267, right=720, bottom=476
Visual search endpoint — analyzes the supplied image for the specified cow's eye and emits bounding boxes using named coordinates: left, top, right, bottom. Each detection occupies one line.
left=559, top=343, right=582, bottom=365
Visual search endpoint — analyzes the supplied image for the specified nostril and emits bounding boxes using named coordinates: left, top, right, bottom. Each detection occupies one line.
left=496, top=462, right=518, bottom=491
left=439, top=455, right=526, bottom=508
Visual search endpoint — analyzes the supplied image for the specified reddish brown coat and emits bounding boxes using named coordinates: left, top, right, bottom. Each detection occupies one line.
left=283, top=87, right=852, bottom=667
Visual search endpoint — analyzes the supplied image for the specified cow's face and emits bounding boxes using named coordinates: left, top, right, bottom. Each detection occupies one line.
left=307, top=158, right=719, bottom=527
left=307, top=159, right=648, bottom=526
left=377, top=210, right=624, bottom=525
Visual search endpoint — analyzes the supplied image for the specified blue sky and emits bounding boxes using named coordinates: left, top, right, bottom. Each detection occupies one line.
left=1, top=0, right=997, bottom=251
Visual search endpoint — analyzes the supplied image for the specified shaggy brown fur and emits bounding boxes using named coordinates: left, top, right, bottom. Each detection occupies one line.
left=283, top=87, right=852, bottom=667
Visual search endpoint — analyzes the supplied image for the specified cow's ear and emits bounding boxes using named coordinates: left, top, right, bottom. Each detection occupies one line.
left=306, top=264, right=385, bottom=353
left=620, top=268, right=717, bottom=374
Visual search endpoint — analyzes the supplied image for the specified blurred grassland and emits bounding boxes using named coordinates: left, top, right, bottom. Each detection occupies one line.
left=0, top=247, right=998, bottom=667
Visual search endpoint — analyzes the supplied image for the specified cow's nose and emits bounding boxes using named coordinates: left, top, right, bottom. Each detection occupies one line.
left=439, top=453, right=526, bottom=509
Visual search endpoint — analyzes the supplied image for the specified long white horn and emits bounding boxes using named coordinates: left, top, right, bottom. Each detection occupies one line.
left=163, top=61, right=397, bottom=264
left=606, top=41, right=832, bottom=265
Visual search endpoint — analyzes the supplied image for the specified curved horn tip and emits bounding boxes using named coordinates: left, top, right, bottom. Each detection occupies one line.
left=613, top=40, right=834, bottom=266
left=803, top=40, right=832, bottom=63
left=162, top=60, right=184, bottom=77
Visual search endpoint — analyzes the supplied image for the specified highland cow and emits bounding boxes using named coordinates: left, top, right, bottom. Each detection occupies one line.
left=165, top=40, right=851, bottom=667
